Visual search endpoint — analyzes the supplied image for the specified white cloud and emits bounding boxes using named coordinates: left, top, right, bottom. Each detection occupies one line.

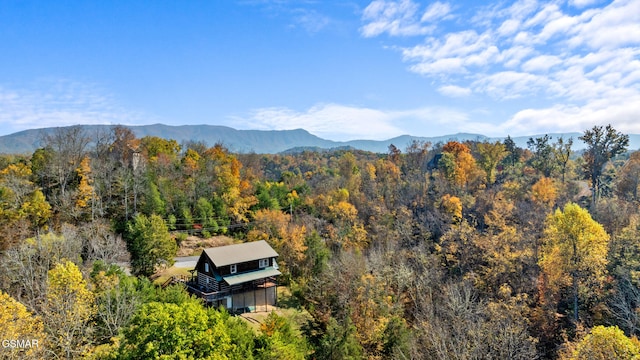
left=506, top=0, right=540, bottom=20
left=569, top=0, right=599, bottom=8
left=291, top=9, right=330, bottom=33
left=233, top=97, right=640, bottom=141
left=473, top=71, right=551, bottom=99
left=421, top=2, right=452, bottom=22
left=502, top=93, right=640, bottom=136
left=402, top=30, right=495, bottom=74
left=0, top=79, right=156, bottom=136
left=367, top=0, right=640, bottom=115
left=497, top=19, right=521, bottom=36
left=235, top=104, right=404, bottom=140
left=533, top=12, right=579, bottom=43
left=438, top=85, right=472, bottom=97
left=523, top=3, right=561, bottom=28
left=409, top=57, right=466, bottom=75
left=360, top=0, right=440, bottom=37
left=498, top=45, right=535, bottom=68
left=568, top=0, right=640, bottom=49
left=521, top=54, right=562, bottom=72
left=232, top=103, right=471, bottom=141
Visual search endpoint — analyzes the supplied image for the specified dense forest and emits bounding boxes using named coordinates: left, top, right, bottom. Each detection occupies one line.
left=1, top=124, right=640, bottom=359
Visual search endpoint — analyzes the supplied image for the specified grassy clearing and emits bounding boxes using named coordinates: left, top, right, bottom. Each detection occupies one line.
left=175, top=235, right=235, bottom=256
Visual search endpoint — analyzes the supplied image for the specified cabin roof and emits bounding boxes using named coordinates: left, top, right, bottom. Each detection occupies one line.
left=202, top=240, right=278, bottom=267
left=223, top=267, right=281, bottom=285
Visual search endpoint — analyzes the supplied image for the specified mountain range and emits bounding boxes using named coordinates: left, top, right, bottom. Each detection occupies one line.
left=1, top=124, right=639, bottom=155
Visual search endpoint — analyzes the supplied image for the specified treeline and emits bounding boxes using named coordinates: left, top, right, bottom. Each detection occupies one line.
left=1, top=124, right=640, bottom=359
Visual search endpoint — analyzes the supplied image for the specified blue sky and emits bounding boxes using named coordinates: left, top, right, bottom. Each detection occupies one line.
left=0, top=0, right=638, bottom=141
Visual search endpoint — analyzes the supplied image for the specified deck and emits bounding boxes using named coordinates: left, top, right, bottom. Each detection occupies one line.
left=164, top=275, right=278, bottom=306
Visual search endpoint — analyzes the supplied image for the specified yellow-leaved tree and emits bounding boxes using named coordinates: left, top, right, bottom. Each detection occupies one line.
left=440, top=194, right=462, bottom=222
left=44, top=261, right=96, bottom=359
left=530, top=177, right=557, bottom=208
left=477, top=141, right=507, bottom=185
left=247, top=209, right=307, bottom=279
left=0, top=291, right=45, bottom=360
left=539, top=203, right=609, bottom=322
left=560, top=325, right=640, bottom=360
left=74, top=156, right=96, bottom=215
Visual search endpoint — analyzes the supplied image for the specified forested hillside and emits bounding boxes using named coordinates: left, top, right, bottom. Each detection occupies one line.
left=2, top=124, right=640, bottom=359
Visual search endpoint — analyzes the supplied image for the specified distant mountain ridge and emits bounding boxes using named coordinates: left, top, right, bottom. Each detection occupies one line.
left=1, top=124, right=640, bottom=154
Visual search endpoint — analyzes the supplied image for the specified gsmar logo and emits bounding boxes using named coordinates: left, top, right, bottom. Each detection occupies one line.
left=2, top=339, right=40, bottom=349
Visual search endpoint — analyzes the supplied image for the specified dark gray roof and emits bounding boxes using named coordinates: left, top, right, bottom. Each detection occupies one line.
left=203, top=240, right=278, bottom=267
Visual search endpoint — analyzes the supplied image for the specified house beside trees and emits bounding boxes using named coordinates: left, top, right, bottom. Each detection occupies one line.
left=172, top=240, right=280, bottom=313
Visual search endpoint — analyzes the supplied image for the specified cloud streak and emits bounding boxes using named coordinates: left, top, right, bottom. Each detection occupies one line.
left=360, top=0, right=448, bottom=37
left=229, top=103, right=472, bottom=141
left=0, top=79, right=157, bottom=136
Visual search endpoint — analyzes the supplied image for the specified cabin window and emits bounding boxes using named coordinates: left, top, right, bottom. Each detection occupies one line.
left=259, top=258, right=269, bottom=268
left=230, top=264, right=237, bottom=274
left=204, top=263, right=209, bottom=273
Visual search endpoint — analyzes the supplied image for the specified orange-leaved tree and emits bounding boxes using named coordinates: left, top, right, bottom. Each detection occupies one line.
left=441, top=141, right=477, bottom=188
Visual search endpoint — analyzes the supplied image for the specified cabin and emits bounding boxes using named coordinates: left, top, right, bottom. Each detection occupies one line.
left=184, top=240, right=280, bottom=313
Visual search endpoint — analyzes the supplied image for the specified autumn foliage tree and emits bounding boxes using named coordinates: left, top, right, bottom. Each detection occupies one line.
left=477, top=141, right=508, bottom=185
left=44, top=261, right=96, bottom=359
left=531, top=177, right=558, bottom=208
left=440, top=141, right=477, bottom=188
left=560, top=325, right=640, bottom=360
left=0, top=291, right=45, bottom=360
left=247, top=209, right=307, bottom=279
left=3, top=124, right=640, bottom=359
left=0, top=163, right=51, bottom=245
left=539, top=203, right=610, bottom=322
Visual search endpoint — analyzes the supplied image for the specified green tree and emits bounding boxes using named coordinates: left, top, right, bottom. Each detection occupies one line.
left=580, top=125, right=629, bottom=204
left=140, top=136, right=181, bottom=163
left=302, top=231, right=330, bottom=279
left=115, top=299, right=247, bottom=360
left=256, top=312, right=309, bottom=360
left=311, top=317, right=363, bottom=360
left=527, top=134, right=557, bottom=177
left=195, top=197, right=218, bottom=232
left=126, top=214, right=177, bottom=277
left=503, top=135, right=521, bottom=167
left=539, top=203, right=610, bottom=322
left=143, top=180, right=165, bottom=216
